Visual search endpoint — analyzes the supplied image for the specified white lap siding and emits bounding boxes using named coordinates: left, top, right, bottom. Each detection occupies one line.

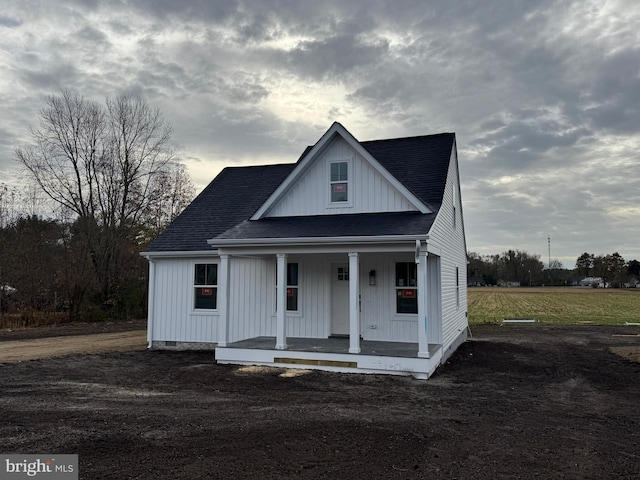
left=426, top=148, right=468, bottom=350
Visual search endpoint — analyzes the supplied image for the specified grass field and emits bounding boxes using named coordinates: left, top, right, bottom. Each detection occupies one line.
left=468, top=286, right=640, bottom=325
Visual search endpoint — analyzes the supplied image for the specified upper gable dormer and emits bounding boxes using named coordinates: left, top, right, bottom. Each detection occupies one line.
left=252, top=123, right=431, bottom=219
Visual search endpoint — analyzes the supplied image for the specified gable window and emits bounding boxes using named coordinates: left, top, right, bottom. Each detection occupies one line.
left=330, top=161, right=349, bottom=203
left=395, top=262, right=418, bottom=314
left=286, top=263, right=299, bottom=311
left=194, top=263, right=217, bottom=310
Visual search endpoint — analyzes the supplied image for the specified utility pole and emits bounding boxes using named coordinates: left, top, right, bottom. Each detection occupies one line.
left=548, top=236, right=551, bottom=269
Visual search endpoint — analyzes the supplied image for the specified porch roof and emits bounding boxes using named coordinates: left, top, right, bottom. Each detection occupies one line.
left=212, top=211, right=436, bottom=243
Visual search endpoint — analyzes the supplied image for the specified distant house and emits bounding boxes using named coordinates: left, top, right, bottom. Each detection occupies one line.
left=579, top=277, right=606, bottom=288
left=141, top=122, right=468, bottom=379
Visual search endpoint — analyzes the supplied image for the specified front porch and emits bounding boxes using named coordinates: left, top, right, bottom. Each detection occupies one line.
left=215, top=337, right=443, bottom=379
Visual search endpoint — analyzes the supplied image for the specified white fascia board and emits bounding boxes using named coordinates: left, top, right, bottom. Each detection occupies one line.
left=251, top=123, right=343, bottom=220
left=251, top=122, right=431, bottom=219
left=451, top=139, right=468, bottom=255
left=212, top=235, right=428, bottom=257
left=140, top=250, right=219, bottom=259
left=428, top=139, right=466, bottom=255
left=342, top=127, right=432, bottom=215
left=210, top=234, right=429, bottom=248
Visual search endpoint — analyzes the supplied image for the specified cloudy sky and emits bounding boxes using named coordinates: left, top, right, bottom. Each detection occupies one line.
left=1, top=0, right=639, bottom=267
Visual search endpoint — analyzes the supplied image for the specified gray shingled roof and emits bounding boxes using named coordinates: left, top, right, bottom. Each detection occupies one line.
left=216, top=211, right=437, bottom=240
left=362, top=133, right=455, bottom=212
left=145, top=164, right=294, bottom=252
left=144, top=131, right=455, bottom=252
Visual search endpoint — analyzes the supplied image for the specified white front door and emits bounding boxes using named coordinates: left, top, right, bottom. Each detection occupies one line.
left=330, top=263, right=350, bottom=336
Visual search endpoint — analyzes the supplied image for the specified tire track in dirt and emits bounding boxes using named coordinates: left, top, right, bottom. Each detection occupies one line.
left=0, top=330, right=147, bottom=363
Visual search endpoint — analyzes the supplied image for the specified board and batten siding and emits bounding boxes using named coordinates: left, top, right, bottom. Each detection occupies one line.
left=225, top=253, right=422, bottom=344
left=358, top=253, right=422, bottom=343
left=426, top=147, right=468, bottom=350
left=151, top=249, right=454, bottom=347
left=226, top=256, right=274, bottom=343
left=227, top=255, right=332, bottom=342
left=266, top=136, right=419, bottom=217
left=151, top=257, right=220, bottom=344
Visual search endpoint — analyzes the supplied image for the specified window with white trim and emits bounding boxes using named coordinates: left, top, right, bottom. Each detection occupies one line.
left=395, top=262, right=418, bottom=314
left=286, top=262, right=299, bottom=311
left=330, top=161, right=349, bottom=203
left=276, top=262, right=300, bottom=312
left=194, top=263, right=217, bottom=310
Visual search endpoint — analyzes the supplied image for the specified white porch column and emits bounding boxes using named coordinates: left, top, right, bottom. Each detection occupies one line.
left=275, top=253, right=288, bottom=350
left=417, top=248, right=429, bottom=358
left=348, top=252, right=361, bottom=354
left=217, top=254, right=230, bottom=347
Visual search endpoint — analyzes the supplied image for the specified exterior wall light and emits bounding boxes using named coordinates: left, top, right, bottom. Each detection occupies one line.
left=369, top=269, right=377, bottom=286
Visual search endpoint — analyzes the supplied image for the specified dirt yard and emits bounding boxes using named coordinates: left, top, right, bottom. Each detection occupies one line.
left=1, top=323, right=639, bottom=479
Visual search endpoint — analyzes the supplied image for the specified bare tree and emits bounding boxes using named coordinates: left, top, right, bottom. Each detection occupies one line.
left=138, top=161, right=195, bottom=245
left=0, top=184, right=18, bottom=229
left=16, top=91, right=177, bottom=230
left=101, top=95, right=176, bottom=229
left=16, top=91, right=104, bottom=218
left=16, top=90, right=186, bottom=311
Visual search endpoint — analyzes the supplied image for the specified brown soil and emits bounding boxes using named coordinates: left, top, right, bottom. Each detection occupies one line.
left=1, top=324, right=639, bottom=479
left=0, top=331, right=147, bottom=362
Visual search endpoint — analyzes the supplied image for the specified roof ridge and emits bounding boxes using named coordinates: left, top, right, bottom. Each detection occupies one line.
left=222, top=162, right=296, bottom=170
left=361, top=132, right=455, bottom=144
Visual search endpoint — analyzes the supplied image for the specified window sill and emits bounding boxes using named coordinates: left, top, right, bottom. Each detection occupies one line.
left=327, top=202, right=353, bottom=209
left=392, top=314, right=418, bottom=322
left=271, top=311, right=303, bottom=318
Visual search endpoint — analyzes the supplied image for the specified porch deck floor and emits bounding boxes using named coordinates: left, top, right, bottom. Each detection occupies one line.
left=225, top=336, right=439, bottom=359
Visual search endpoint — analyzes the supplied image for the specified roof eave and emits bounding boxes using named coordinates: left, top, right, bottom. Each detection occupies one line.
left=140, top=249, right=218, bottom=259
left=208, top=234, right=430, bottom=248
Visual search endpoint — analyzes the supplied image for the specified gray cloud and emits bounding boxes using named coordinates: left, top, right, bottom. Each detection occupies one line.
left=0, top=15, right=22, bottom=27
left=282, top=34, right=390, bottom=82
left=129, top=0, right=240, bottom=22
left=468, top=114, right=594, bottom=173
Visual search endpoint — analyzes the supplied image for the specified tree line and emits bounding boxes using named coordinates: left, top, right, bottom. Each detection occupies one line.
left=468, top=250, right=640, bottom=287
left=575, top=252, right=640, bottom=288
left=0, top=91, right=194, bottom=324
